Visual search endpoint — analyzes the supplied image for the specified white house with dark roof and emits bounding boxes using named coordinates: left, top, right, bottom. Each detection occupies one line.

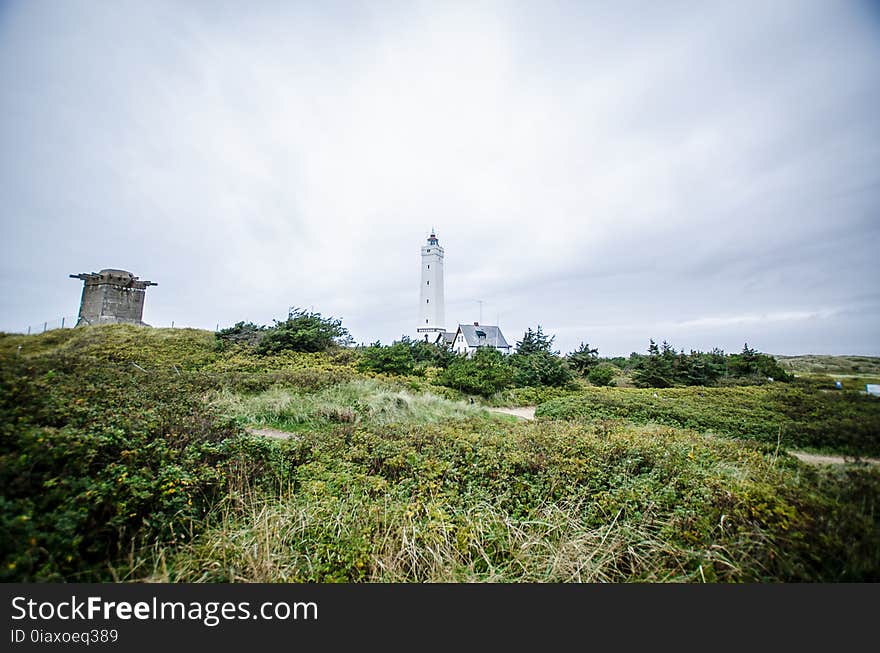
left=438, top=322, right=511, bottom=356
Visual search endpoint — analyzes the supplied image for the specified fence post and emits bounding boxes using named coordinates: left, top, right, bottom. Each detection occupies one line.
left=61, top=317, right=65, bottom=328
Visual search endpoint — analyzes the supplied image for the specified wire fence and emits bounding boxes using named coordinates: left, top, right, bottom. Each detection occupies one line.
left=16, top=317, right=220, bottom=335
left=20, top=315, right=79, bottom=335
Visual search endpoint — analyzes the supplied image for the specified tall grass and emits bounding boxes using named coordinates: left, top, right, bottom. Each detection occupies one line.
left=144, top=494, right=715, bottom=583
left=140, top=421, right=880, bottom=583
left=211, top=379, right=491, bottom=430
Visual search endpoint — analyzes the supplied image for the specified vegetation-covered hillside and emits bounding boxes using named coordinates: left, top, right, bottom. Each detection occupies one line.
left=536, top=385, right=880, bottom=457
left=1, top=324, right=878, bottom=582
left=774, top=354, right=880, bottom=377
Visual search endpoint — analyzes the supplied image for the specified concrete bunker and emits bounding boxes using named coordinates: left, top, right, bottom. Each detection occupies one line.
left=69, top=269, right=157, bottom=326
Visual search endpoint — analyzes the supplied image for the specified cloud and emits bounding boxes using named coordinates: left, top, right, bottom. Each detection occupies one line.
left=672, top=310, right=841, bottom=330
left=1, top=0, right=879, bottom=355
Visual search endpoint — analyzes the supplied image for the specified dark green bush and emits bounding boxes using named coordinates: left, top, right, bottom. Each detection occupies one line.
left=257, top=308, right=351, bottom=354
left=588, top=363, right=616, bottom=387
left=437, top=348, right=514, bottom=397
left=631, top=341, right=791, bottom=388
left=357, top=338, right=455, bottom=376
left=567, top=342, right=599, bottom=375
left=215, top=321, right=266, bottom=350
left=511, top=350, right=573, bottom=388
left=0, top=355, right=296, bottom=581
left=536, top=384, right=880, bottom=456
left=358, top=341, right=416, bottom=375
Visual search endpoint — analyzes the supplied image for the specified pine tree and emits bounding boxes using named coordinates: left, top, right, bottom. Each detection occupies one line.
left=515, top=325, right=555, bottom=355
left=567, top=342, right=600, bottom=375
left=633, top=339, right=674, bottom=388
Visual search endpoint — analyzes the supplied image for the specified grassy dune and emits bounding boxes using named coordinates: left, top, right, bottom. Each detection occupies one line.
left=146, top=421, right=878, bottom=582
left=211, top=379, right=493, bottom=431
left=2, top=325, right=879, bottom=582
left=536, top=384, right=880, bottom=457
left=775, top=354, right=880, bottom=376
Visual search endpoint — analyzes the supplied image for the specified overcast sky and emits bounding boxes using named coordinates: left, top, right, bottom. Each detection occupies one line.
left=1, top=1, right=879, bottom=356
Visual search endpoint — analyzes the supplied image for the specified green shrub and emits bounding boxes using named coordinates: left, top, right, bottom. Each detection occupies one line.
left=437, top=348, right=514, bottom=397
left=358, top=342, right=416, bottom=375
left=4, top=325, right=879, bottom=583
left=0, top=356, right=253, bottom=580
left=629, top=341, right=791, bottom=388
left=511, top=350, right=573, bottom=388
left=567, top=342, right=600, bottom=375
left=154, top=420, right=880, bottom=582
left=488, top=385, right=582, bottom=407
left=215, top=321, right=266, bottom=350
left=257, top=308, right=351, bottom=354
left=588, top=363, right=616, bottom=387
left=404, top=336, right=456, bottom=369
left=536, top=384, right=880, bottom=456
left=728, top=344, right=792, bottom=382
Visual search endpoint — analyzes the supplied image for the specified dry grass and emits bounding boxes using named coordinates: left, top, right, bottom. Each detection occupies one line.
left=210, top=379, right=492, bottom=430
left=136, top=421, right=861, bottom=584
left=143, top=494, right=715, bottom=583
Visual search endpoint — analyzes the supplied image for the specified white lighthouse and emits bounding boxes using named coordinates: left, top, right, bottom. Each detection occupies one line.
left=417, top=230, right=446, bottom=341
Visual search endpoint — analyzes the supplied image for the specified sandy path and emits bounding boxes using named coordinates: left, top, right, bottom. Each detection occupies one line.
left=791, top=451, right=880, bottom=466
left=487, top=406, right=536, bottom=420
left=246, top=427, right=299, bottom=440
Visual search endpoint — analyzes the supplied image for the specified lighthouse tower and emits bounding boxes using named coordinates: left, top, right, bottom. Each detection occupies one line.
left=417, top=230, right=446, bottom=341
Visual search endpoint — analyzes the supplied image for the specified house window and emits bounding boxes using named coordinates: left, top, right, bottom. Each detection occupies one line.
left=426, top=319, right=429, bottom=324
left=426, top=299, right=429, bottom=303
left=426, top=281, right=429, bottom=286
left=427, top=265, right=430, bottom=269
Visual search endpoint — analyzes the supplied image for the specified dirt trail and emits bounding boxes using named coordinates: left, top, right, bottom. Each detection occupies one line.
left=487, top=406, right=536, bottom=421
left=790, top=451, right=880, bottom=466
left=246, top=427, right=299, bottom=440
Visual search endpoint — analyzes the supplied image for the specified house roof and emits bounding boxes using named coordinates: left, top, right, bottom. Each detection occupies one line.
left=435, top=331, right=456, bottom=345
left=457, top=324, right=511, bottom=349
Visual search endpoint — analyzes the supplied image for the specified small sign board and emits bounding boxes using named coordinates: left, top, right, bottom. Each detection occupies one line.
left=867, top=384, right=880, bottom=397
